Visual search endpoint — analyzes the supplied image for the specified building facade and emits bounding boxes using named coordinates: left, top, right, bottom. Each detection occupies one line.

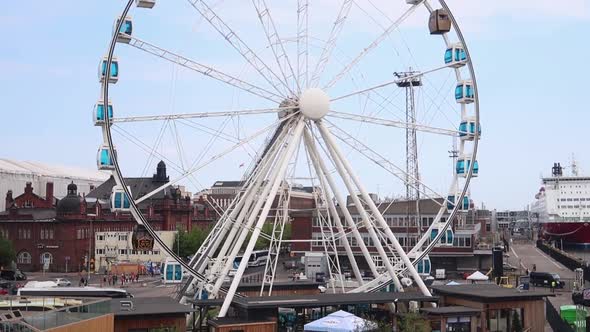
left=94, top=230, right=176, bottom=271
left=0, top=162, right=215, bottom=272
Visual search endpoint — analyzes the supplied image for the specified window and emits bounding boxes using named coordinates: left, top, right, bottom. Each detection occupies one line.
left=119, top=249, right=128, bottom=255
left=119, top=234, right=128, bottom=241
left=17, top=251, right=32, bottom=264
left=312, top=233, right=323, bottom=247
left=97, top=235, right=105, bottom=241
left=96, top=249, right=105, bottom=255
left=24, top=200, right=33, bottom=208
left=0, top=228, right=8, bottom=238
left=40, top=252, right=53, bottom=264
left=18, top=228, right=31, bottom=239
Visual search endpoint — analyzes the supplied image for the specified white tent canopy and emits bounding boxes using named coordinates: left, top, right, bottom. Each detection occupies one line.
left=467, top=271, right=489, bottom=281
left=446, top=281, right=461, bottom=285
left=304, top=310, right=377, bottom=332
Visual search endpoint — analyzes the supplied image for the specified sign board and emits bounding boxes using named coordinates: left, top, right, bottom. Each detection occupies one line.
left=583, top=288, right=590, bottom=300
left=46, top=245, right=59, bottom=249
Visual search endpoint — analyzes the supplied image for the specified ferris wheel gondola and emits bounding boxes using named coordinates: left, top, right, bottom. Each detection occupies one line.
left=97, top=0, right=480, bottom=317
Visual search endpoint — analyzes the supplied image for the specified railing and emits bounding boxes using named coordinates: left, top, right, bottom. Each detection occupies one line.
left=537, top=240, right=590, bottom=283
left=545, top=298, right=575, bottom=332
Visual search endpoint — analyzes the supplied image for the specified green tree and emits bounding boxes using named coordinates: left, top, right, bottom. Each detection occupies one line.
left=399, top=313, right=431, bottom=332
left=254, top=222, right=292, bottom=250
left=173, top=227, right=209, bottom=260
left=0, top=237, right=16, bottom=268
left=511, top=312, right=523, bottom=332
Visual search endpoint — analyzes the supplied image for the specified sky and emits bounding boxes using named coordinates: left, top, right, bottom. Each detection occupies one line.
left=1, top=0, right=589, bottom=210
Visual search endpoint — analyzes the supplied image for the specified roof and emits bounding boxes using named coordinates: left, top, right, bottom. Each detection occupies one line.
left=431, top=284, right=554, bottom=303
left=421, top=306, right=481, bottom=316
left=87, top=176, right=171, bottom=202
left=0, top=208, right=56, bottom=220
left=346, top=198, right=446, bottom=215
left=209, top=317, right=275, bottom=327
left=192, top=291, right=437, bottom=309
left=109, top=297, right=194, bottom=317
left=0, top=159, right=108, bottom=181
left=212, top=181, right=244, bottom=188
left=221, top=280, right=322, bottom=291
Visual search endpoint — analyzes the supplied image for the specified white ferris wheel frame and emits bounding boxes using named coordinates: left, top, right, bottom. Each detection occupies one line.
left=99, top=0, right=480, bottom=317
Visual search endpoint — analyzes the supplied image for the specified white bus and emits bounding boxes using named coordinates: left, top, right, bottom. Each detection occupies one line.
left=233, top=250, right=269, bottom=269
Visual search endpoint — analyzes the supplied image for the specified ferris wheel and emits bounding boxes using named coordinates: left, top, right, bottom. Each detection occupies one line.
left=97, top=0, right=480, bottom=317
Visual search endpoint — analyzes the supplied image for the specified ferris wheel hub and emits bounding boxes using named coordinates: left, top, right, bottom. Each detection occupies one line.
left=299, top=88, right=330, bottom=120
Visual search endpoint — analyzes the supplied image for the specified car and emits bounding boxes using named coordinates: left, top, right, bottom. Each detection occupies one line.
left=503, top=263, right=518, bottom=272
left=54, top=278, right=71, bottom=287
left=0, top=270, right=27, bottom=281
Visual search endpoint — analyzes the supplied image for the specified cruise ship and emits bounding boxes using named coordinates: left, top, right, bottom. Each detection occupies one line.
left=532, top=162, right=590, bottom=245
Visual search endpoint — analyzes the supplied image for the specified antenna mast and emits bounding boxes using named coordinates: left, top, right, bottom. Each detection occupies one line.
left=395, top=68, right=422, bottom=250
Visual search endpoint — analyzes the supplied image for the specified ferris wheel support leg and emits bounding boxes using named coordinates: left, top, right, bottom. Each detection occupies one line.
left=303, top=129, right=364, bottom=286
left=207, top=130, right=288, bottom=284
left=317, top=121, right=431, bottom=297
left=316, top=123, right=403, bottom=292
left=305, top=131, right=380, bottom=283
left=218, top=120, right=306, bottom=317
left=211, top=121, right=302, bottom=298
left=184, top=139, right=284, bottom=302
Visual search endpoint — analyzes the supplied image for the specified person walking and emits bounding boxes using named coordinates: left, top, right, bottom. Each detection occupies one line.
left=551, top=280, right=556, bottom=293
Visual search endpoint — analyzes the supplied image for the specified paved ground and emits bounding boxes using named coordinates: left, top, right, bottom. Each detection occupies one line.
left=507, top=242, right=576, bottom=279
left=507, top=241, right=580, bottom=332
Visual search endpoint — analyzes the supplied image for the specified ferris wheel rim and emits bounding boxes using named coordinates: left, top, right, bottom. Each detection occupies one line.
left=98, top=0, right=480, bottom=300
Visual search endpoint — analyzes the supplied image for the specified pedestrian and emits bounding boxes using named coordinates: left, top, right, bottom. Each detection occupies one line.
left=135, top=273, right=139, bottom=283
left=532, top=264, right=536, bottom=272
left=120, top=274, right=124, bottom=286
left=551, top=280, right=556, bottom=293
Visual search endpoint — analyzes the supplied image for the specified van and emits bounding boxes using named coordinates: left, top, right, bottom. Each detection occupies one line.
left=529, top=272, right=564, bottom=288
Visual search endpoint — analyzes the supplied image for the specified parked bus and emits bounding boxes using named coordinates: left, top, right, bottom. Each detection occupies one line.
left=232, top=250, right=269, bottom=269
left=17, top=286, right=132, bottom=298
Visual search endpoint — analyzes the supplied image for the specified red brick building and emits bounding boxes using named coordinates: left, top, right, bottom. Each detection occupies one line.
left=0, top=162, right=215, bottom=272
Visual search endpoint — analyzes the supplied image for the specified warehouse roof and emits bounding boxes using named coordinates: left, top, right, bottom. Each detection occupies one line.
left=0, top=159, right=108, bottom=181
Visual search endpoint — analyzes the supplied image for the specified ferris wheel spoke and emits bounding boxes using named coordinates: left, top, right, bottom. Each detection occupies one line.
left=330, top=62, right=465, bottom=102
left=111, top=125, right=225, bottom=217
left=324, top=120, right=446, bottom=209
left=111, top=107, right=292, bottom=123
left=296, top=0, right=309, bottom=89
left=126, top=36, right=282, bottom=103
left=135, top=114, right=296, bottom=205
left=328, top=111, right=461, bottom=136
left=323, top=2, right=423, bottom=90
left=252, top=0, right=299, bottom=93
left=186, top=0, right=293, bottom=97
left=309, top=0, right=353, bottom=87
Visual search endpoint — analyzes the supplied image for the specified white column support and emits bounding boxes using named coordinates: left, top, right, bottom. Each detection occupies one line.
left=317, top=121, right=432, bottom=297
left=316, top=122, right=403, bottom=292
left=304, top=129, right=364, bottom=285
left=206, top=127, right=288, bottom=284
left=219, top=119, right=305, bottom=317
left=305, top=129, right=380, bottom=280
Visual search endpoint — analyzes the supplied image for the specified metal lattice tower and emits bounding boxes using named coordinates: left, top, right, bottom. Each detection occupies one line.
left=395, top=70, right=422, bottom=250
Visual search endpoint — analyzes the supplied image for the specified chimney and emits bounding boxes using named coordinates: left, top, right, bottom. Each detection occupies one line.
left=24, top=182, right=33, bottom=194
left=46, top=182, right=54, bottom=205
left=5, top=190, right=13, bottom=211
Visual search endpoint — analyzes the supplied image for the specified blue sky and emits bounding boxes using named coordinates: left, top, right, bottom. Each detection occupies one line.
left=1, top=0, right=589, bottom=210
